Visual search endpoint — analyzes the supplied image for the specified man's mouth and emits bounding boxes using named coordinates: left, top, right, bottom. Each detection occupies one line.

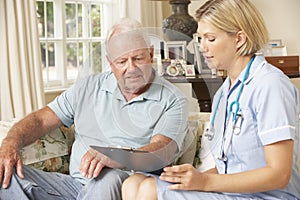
left=126, top=74, right=142, bottom=79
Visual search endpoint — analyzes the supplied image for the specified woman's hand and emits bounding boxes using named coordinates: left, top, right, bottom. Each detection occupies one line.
left=159, top=164, right=208, bottom=191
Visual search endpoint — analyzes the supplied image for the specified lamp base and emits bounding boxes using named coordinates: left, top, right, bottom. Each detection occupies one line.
left=162, top=0, right=198, bottom=42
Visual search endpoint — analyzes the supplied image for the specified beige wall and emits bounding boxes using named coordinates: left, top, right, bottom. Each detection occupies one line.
left=46, top=1, right=300, bottom=103
left=163, top=0, right=300, bottom=55
left=45, top=91, right=63, bottom=104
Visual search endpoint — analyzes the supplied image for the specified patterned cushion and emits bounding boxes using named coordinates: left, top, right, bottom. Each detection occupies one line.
left=0, top=120, right=74, bottom=174
left=176, top=112, right=213, bottom=169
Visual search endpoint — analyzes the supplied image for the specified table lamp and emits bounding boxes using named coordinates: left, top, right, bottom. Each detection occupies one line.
left=151, top=0, right=198, bottom=42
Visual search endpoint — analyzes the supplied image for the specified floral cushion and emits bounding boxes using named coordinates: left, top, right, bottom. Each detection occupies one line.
left=0, top=120, right=74, bottom=174
left=27, top=126, right=75, bottom=174
left=177, top=112, right=215, bottom=172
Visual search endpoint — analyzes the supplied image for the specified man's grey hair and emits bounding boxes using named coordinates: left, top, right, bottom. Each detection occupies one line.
left=105, top=18, right=151, bottom=55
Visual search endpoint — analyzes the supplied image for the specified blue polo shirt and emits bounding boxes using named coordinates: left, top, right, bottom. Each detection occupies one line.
left=48, top=70, right=188, bottom=183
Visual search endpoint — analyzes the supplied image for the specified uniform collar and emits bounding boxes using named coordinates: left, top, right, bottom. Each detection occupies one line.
left=224, top=55, right=266, bottom=93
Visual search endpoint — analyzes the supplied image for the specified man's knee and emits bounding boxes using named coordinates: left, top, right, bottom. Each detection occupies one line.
left=101, top=168, right=129, bottom=181
left=80, top=168, right=129, bottom=200
left=0, top=167, right=28, bottom=199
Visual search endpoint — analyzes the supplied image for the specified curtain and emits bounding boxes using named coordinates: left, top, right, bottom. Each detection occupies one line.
left=113, top=0, right=164, bottom=28
left=0, top=0, right=45, bottom=121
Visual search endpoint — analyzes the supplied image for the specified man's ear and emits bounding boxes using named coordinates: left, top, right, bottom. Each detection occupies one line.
left=236, top=30, right=247, bottom=49
left=106, top=55, right=116, bottom=72
left=106, top=55, right=111, bottom=64
left=149, top=45, right=154, bottom=63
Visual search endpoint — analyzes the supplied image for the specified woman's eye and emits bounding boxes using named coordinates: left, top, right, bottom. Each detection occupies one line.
left=208, top=38, right=215, bottom=42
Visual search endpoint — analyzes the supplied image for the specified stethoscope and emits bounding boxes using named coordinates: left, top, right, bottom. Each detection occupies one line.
left=204, top=55, right=256, bottom=173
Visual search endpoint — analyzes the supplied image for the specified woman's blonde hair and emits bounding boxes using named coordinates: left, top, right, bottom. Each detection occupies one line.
left=195, top=0, right=269, bottom=56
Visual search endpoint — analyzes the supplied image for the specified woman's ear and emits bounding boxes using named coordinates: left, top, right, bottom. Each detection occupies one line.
left=236, top=30, right=247, bottom=49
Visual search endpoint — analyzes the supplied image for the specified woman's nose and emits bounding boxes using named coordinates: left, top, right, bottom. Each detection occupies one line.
left=199, top=41, right=208, bottom=53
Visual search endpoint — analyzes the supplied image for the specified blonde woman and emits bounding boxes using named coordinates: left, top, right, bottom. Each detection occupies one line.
left=122, top=0, right=300, bottom=199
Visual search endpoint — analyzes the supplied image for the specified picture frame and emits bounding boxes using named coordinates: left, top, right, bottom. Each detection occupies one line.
left=153, top=54, right=163, bottom=75
left=193, top=33, right=201, bottom=43
left=268, top=39, right=282, bottom=47
left=271, top=45, right=287, bottom=56
left=185, top=64, right=196, bottom=77
left=164, top=41, right=187, bottom=60
left=193, top=42, right=211, bottom=74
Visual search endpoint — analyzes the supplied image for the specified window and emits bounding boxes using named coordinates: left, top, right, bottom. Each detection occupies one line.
left=36, top=0, right=111, bottom=90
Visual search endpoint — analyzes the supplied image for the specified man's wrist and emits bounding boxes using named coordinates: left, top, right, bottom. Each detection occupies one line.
left=2, top=136, right=23, bottom=150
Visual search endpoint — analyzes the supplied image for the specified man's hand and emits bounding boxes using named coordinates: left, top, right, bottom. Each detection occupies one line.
left=0, top=106, right=63, bottom=189
left=79, top=149, right=123, bottom=179
left=0, top=138, right=24, bottom=189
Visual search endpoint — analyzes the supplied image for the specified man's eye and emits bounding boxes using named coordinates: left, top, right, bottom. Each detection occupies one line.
left=116, top=60, right=126, bottom=65
left=134, top=57, right=145, bottom=62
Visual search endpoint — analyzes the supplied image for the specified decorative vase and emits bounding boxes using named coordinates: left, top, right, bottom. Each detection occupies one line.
left=162, top=0, right=198, bottom=42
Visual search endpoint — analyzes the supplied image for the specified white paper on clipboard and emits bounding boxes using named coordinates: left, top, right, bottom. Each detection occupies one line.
left=90, top=145, right=168, bottom=172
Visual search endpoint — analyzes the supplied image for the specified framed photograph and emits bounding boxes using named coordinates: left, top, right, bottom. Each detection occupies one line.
left=153, top=54, right=163, bottom=75
left=268, top=39, right=282, bottom=47
left=185, top=64, right=196, bottom=77
left=164, top=41, right=187, bottom=60
left=193, top=33, right=201, bottom=43
left=271, top=45, right=287, bottom=56
left=193, top=42, right=211, bottom=74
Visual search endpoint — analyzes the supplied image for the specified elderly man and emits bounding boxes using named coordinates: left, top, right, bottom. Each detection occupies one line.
left=0, top=18, right=188, bottom=199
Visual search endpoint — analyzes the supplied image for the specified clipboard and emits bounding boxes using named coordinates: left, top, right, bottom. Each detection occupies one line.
left=90, top=145, right=168, bottom=172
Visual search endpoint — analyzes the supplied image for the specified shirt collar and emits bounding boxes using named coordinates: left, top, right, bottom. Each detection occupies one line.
left=100, top=70, right=118, bottom=94
left=223, top=55, right=266, bottom=94
left=238, top=55, right=266, bottom=85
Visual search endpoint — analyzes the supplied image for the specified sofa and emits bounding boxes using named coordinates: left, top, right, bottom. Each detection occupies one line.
left=0, top=111, right=299, bottom=174
left=0, top=112, right=214, bottom=174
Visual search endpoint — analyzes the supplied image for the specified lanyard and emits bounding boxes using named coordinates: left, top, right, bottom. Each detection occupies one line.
left=209, top=55, right=255, bottom=174
left=228, top=55, right=255, bottom=122
left=211, top=55, right=255, bottom=127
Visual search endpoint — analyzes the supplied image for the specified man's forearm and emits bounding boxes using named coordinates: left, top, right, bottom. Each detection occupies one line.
left=139, top=135, right=178, bottom=164
left=2, top=106, right=62, bottom=149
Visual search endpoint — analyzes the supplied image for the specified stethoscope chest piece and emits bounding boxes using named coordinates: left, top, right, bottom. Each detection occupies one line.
left=233, top=125, right=241, bottom=135
left=204, top=125, right=215, bottom=141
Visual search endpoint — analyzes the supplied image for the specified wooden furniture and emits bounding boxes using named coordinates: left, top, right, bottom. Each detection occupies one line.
left=266, top=55, right=299, bottom=75
left=164, top=56, right=300, bottom=112
left=164, top=74, right=225, bottom=112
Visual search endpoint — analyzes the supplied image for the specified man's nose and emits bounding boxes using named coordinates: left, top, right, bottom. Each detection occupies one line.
left=126, top=58, right=137, bottom=70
